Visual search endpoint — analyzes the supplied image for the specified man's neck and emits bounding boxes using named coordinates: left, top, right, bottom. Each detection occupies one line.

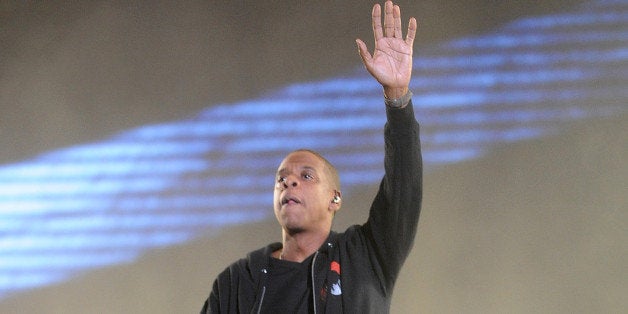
left=279, top=229, right=329, bottom=262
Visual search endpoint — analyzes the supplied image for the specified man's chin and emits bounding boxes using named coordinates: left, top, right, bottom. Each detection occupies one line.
left=283, top=225, right=305, bottom=236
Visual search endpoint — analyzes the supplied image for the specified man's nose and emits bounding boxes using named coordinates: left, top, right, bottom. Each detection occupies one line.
left=283, top=176, right=298, bottom=188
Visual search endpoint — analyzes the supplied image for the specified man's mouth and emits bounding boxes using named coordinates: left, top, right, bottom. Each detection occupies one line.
left=281, top=196, right=301, bottom=205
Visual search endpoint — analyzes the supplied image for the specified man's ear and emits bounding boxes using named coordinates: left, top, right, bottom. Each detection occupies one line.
left=329, top=190, right=342, bottom=212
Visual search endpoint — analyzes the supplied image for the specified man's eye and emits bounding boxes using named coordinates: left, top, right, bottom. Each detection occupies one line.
left=303, top=173, right=313, bottom=180
left=277, top=177, right=286, bottom=183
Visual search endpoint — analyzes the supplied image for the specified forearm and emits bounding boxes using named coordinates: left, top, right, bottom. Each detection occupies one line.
left=382, top=99, right=422, bottom=232
left=364, top=97, right=422, bottom=289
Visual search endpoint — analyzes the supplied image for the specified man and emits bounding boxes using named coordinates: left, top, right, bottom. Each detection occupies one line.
left=201, top=1, right=421, bottom=312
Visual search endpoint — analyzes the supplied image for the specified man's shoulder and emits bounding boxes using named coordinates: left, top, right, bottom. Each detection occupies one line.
left=219, top=242, right=281, bottom=278
left=327, top=225, right=369, bottom=249
left=246, top=242, right=281, bottom=264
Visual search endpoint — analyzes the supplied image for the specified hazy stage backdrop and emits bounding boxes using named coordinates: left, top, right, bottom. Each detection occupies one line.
left=0, top=0, right=626, bottom=313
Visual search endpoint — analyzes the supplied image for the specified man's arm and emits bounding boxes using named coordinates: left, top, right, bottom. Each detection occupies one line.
left=356, top=1, right=422, bottom=292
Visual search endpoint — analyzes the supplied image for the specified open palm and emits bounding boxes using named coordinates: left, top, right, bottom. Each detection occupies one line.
left=357, top=1, right=417, bottom=99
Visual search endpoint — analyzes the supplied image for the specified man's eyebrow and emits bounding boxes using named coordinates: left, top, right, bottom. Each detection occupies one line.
left=276, top=166, right=318, bottom=175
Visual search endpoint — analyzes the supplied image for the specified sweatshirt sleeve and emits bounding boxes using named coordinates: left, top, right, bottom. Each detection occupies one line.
left=362, top=98, right=423, bottom=293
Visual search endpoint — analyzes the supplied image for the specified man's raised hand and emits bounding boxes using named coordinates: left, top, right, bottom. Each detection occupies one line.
left=356, top=1, right=417, bottom=99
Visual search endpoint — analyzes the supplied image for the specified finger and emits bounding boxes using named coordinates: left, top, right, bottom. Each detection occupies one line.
left=372, top=3, right=383, bottom=42
left=405, top=17, right=417, bottom=48
left=393, top=4, right=402, bottom=39
left=384, top=1, right=394, bottom=37
left=356, top=39, right=373, bottom=65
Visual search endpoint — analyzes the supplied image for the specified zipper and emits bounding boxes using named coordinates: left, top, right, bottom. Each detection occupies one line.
left=256, top=285, right=266, bottom=314
left=311, top=251, right=320, bottom=314
left=256, top=267, right=268, bottom=314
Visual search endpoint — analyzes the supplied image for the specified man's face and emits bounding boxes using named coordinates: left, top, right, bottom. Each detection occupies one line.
left=273, top=151, right=337, bottom=234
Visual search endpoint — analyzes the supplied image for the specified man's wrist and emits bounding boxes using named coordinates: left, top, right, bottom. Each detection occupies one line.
left=383, top=86, right=408, bottom=99
left=385, top=90, right=412, bottom=108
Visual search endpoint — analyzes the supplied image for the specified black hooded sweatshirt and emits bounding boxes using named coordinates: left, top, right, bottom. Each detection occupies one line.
left=202, top=100, right=422, bottom=314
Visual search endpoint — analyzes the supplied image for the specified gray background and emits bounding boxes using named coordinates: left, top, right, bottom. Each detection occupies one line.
left=1, top=1, right=626, bottom=313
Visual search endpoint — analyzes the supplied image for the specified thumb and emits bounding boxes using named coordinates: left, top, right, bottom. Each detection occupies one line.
left=355, top=39, right=372, bottom=66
